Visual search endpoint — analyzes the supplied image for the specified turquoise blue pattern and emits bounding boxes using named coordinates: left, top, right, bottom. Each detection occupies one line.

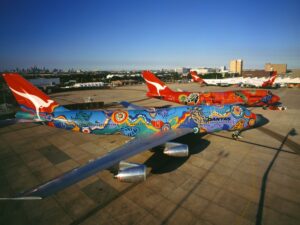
left=16, top=104, right=256, bottom=137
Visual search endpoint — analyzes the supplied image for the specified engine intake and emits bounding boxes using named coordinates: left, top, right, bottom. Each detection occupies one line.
left=163, top=142, right=189, bottom=157
left=115, top=161, right=146, bottom=183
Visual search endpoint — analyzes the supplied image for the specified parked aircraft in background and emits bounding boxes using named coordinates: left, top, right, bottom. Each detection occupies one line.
left=142, top=71, right=281, bottom=107
left=190, top=71, right=278, bottom=88
left=241, top=71, right=278, bottom=88
left=274, top=77, right=300, bottom=87
left=190, top=71, right=243, bottom=86
left=246, top=76, right=300, bottom=88
left=0, top=73, right=265, bottom=199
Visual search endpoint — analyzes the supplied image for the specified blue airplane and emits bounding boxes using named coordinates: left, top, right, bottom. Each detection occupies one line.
left=0, top=73, right=266, bottom=199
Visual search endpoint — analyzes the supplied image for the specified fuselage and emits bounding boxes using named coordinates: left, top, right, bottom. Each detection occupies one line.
left=148, top=89, right=280, bottom=107
left=19, top=105, right=256, bottom=137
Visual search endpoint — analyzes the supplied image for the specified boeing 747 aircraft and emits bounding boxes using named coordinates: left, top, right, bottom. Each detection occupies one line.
left=0, top=73, right=267, bottom=199
left=190, top=71, right=243, bottom=86
left=241, top=71, right=278, bottom=88
left=142, top=71, right=281, bottom=107
left=191, top=71, right=278, bottom=88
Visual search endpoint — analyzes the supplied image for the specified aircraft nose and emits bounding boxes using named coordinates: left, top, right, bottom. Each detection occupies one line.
left=272, top=94, right=280, bottom=103
left=250, top=112, right=256, bottom=121
left=254, top=114, right=269, bottom=128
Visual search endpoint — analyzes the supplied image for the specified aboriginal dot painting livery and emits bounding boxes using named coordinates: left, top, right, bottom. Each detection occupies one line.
left=142, top=71, right=281, bottom=107
left=1, top=73, right=261, bottom=199
left=45, top=104, right=256, bottom=137
left=3, top=73, right=256, bottom=138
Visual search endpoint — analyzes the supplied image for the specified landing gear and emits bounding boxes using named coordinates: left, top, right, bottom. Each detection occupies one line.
left=267, top=105, right=287, bottom=111
left=232, top=130, right=243, bottom=140
left=278, top=105, right=287, bottom=111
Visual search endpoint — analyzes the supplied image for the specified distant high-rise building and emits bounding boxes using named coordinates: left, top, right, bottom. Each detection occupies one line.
left=220, top=66, right=226, bottom=71
left=190, top=68, right=217, bottom=74
left=175, top=67, right=190, bottom=74
left=229, top=59, right=243, bottom=74
left=265, top=63, right=287, bottom=75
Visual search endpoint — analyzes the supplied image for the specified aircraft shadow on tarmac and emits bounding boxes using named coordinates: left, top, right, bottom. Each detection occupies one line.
left=256, top=128, right=297, bottom=225
left=145, top=133, right=210, bottom=174
left=209, top=124, right=298, bottom=225
left=143, top=112, right=272, bottom=175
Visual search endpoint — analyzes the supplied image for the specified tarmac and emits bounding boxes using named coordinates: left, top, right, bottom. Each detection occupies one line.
left=0, top=83, right=299, bottom=225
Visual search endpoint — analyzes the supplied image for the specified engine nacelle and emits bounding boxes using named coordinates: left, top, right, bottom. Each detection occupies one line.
left=114, top=161, right=146, bottom=183
left=163, top=142, right=189, bottom=157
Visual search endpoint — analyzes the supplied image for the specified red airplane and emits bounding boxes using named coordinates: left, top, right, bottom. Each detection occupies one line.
left=142, top=71, right=281, bottom=107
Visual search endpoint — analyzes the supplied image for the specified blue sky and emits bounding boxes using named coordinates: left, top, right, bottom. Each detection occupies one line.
left=0, top=0, right=299, bottom=70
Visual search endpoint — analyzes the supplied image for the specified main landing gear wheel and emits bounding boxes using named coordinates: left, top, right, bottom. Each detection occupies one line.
left=232, top=131, right=243, bottom=140
left=268, top=105, right=288, bottom=110
left=279, top=106, right=287, bottom=111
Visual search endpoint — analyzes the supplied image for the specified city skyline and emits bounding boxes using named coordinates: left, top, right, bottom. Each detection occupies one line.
left=0, top=0, right=299, bottom=70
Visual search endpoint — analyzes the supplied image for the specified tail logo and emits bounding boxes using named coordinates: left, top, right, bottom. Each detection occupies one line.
left=144, top=78, right=167, bottom=96
left=191, top=74, right=199, bottom=81
left=10, top=87, right=54, bottom=118
left=270, top=75, right=276, bottom=83
left=262, top=74, right=277, bottom=87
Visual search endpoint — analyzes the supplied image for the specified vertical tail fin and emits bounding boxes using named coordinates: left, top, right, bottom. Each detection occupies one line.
left=269, top=71, right=278, bottom=84
left=190, top=71, right=207, bottom=85
left=2, top=73, right=64, bottom=116
left=141, top=71, right=174, bottom=97
left=262, top=71, right=277, bottom=87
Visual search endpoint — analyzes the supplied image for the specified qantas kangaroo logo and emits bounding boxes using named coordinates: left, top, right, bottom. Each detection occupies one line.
left=191, top=74, right=199, bottom=81
left=144, top=78, right=167, bottom=96
left=9, top=87, right=54, bottom=119
left=270, top=75, right=276, bottom=83
left=262, top=74, right=277, bottom=87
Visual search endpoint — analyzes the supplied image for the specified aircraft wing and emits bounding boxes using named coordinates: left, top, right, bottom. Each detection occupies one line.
left=0, top=118, right=44, bottom=127
left=3, top=128, right=194, bottom=199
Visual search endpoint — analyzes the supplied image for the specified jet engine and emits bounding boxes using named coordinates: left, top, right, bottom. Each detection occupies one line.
left=163, top=142, right=189, bottom=157
left=114, top=161, right=146, bottom=183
